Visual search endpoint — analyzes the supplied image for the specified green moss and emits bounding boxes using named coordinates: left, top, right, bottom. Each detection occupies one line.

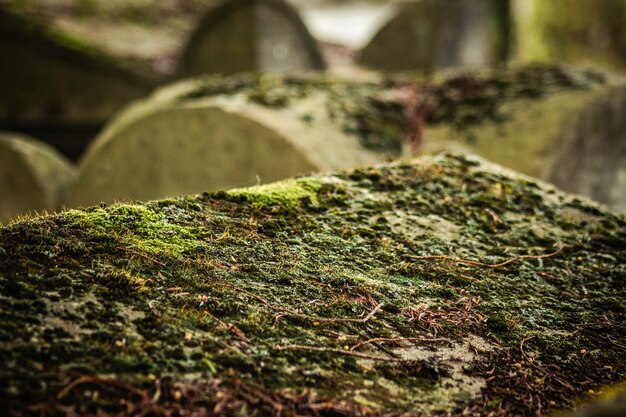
left=0, top=154, right=624, bottom=416
left=64, top=204, right=203, bottom=257
left=226, top=178, right=323, bottom=211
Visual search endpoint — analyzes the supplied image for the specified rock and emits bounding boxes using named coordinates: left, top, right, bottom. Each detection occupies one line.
left=1, top=154, right=625, bottom=416
left=0, top=132, right=75, bottom=224
left=422, top=69, right=626, bottom=213
left=68, top=65, right=626, bottom=212
left=177, top=0, right=325, bottom=76
left=513, top=0, right=626, bottom=70
left=67, top=74, right=402, bottom=207
left=0, top=0, right=324, bottom=159
left=359, top=0, right=510, bottom=71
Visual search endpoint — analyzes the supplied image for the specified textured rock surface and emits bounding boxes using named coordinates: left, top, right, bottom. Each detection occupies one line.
left=0, top=132, right=75, bottom=224
left=1, top=154, right=625, bottom=416
left=423, top=80, right=626, bottom=213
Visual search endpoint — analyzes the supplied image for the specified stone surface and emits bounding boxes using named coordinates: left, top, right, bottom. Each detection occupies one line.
left=67, top=75, right=397, bottom=207
left=423, top=82, right=626, bottom=213
left=0, top=132, right=75, bottom=223
left=359, top=0, right=509, bottom=71
left=1, top=154, right=625, bottom=416
left=513, top=0, right=626, bottom=70
left=178, top=0, right=325, bottom=76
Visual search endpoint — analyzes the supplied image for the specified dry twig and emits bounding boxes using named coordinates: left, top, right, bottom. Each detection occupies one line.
left=118, top=247, right=166, bottom=267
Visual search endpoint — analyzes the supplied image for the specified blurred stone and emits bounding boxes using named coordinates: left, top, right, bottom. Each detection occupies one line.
left=0, top=0, right=324, bottom=159
left=359, top=0, right=510, bottom=71
left=67, top=75, right=397, bottom=207
left=0, top=132, right=75, bottom=223
left=66, top=67, right=626, bottom=212
left=178, top=0, right=325, bottom=76
left=0, top=9, right=156, bottom=127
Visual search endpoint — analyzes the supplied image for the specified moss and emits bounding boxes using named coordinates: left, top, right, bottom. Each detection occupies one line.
left=0, top=154, right=624, bottom=416
left=64, top=204, right=203, bottom=258
left=175, top=65, right=604, bottom=155
left=225, top=178, right=323, bottom=211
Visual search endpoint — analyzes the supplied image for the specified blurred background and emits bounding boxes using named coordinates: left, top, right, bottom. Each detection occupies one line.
left=0, top=0, right=625, bottom=223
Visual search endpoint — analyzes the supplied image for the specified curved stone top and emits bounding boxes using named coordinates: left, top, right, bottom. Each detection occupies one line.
left=67, top=66, right=621, bottom=208
left=359, top=0, right=507, bottom=72
left=67, top=73, right=400, bottom=207
left=1, top=0, right=324, bottom=78
left=0, top=131, right=75, bottom=223
left=178, top=0, right=325, bottom=76
left=1, top=153, right=625, bottom=415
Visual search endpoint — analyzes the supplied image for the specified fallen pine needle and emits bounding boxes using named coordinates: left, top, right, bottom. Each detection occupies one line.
left=402, top=246, right=565, bottom=269
left=274, top=345, right=406, bottom=362
left=227, top=284, right=384, bottom=325
left=57, top=375, right=149, bottom=400
left=350, top=337, right=451, bottom=352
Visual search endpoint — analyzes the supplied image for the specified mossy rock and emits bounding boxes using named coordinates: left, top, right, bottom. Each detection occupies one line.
left=0, top=131, right=75, bottom=224
left=70, top=65, right=626, bottom=212
left=423, top=80, right=626, bottom=213
left=359, top=0, right=510, bottom=71
left=1, top=153, right=625, bottom=416
left=66, top=74, right=404, bottom=207
left=513, top=0, right=626, bottom=70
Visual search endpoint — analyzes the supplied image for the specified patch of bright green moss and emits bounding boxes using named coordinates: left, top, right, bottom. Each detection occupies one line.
left=226, top=178, right=323, bottom=211
left=64, top=204, right=202, bottom=257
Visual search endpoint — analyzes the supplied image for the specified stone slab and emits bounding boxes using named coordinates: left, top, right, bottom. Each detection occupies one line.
left=0, top=131, right=75, bottom=223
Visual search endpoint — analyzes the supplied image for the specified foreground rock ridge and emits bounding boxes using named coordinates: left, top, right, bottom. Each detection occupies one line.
left=0, top=154, right=624, bottom=416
